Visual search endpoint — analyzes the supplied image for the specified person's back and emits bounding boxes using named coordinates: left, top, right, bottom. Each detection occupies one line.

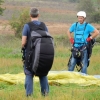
left=25, top=21, right=54, bottom=76
left=21, top=7, right=54, bottom=97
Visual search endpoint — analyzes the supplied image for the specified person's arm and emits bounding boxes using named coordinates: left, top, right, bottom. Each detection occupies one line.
left=67, top=23, right=75, bottom=44
left=87, top=24, right=99, bottom=41
left=21, top=24, right=30, bottom=48
left=89, top=29, right=99, bottom=39
left=22, top=36, right=27, bottom=48
left=67, top=23, right=75, bottom=39
left=67, top=30, right=73, bottom=39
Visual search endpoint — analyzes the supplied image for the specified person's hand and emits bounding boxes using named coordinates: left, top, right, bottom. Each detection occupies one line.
left=21, top=47, right=25, bottom=53
left=70, top=38, right=74, bottom=44
left=86, top=37, right=92, bottom=42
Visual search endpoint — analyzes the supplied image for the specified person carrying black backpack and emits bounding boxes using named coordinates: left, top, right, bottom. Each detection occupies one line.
left=67, top=11, right=99, bottom=74
left=21, top=7, right=54, bottom=97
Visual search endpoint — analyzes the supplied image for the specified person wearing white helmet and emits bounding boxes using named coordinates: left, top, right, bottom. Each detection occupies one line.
left=67, top=11, right=99, bottom=74
left=77, top=11, right=86, bottom=18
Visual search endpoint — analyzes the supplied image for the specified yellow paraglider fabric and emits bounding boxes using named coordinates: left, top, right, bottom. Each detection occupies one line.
left=0, top=71, right=100, bottom=86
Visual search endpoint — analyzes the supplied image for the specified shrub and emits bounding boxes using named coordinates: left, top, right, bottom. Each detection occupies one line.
left=0, top=0, right=5, bottom=15
left=68, top=0, right=79, bottom=3
left=53, top=34, right=70, bottom=47
left=9, top=8, right=30, bottom=38
left=77, top=0, right=100, bottom=23
left=91, top=11, right=100, bottom=23
left=77, top=0, right=95, bottom=22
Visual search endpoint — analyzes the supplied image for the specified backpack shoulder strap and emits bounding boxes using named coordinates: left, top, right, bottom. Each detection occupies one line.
left=38, top=22, right=46, bottom=31
left=27, top=21, right=46, bottom=32
left=75, top=22, right=88, bottom=31
left=75, top=22, right=78, bottom=31
left=84, top=22, right=88, bottom=30
left=75, top=22, right=78, bottom=27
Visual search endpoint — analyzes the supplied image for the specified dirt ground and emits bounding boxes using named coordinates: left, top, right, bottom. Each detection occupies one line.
left=0, top=20, right=99, bottom=35
left=0, top=20, right=14, bottom=34
left=0, top=1, right=75, bottom=35
left=0, top=19, right=71, bottom=35
left=0, top=0, right=100, bottom=35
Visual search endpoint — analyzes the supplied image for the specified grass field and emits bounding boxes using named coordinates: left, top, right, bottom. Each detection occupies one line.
left=0, top=0, right=100, bottom=99
left=0, top=34, right=100, bottom=100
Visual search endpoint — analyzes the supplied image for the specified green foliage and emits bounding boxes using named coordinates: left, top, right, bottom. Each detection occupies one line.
left=93, top=0, right=100, bottom=11
left=0, top=82, right=100, bottom=100
left=91, top=0, right=100, bottom=23
left=9, top=8, right=30, bottom=38
left=77, top=0, right=95, bottom=22
left=0, top=0, right=5, bottom=15
left=96, top=36, right=100, bottom=43
left=53, top=34, right=70, bottom=47
left=91, top=11, right=100, bottom=23
left=0, top=34, right=21, bottom=58
left=68, top=0, right=79, bottom=3
left=77, top=0, right=100, bottom=23
left=78, top=0, right=95, bottom=12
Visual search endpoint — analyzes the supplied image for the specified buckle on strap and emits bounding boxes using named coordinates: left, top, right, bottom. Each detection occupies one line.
left=80, top=45, right=87, bottom=51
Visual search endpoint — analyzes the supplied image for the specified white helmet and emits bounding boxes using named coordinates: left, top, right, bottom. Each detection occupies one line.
left=77, top=11, right=86, bottom=18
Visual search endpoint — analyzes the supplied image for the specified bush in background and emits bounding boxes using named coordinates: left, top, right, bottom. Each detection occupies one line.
left=68, top=0, right=79, bottom=3
left=9, top=8, right=30, bottom=38
left=77, top=0, right=100, bottom=23
left=91, top=12, right=100, bottom=23
left=77, top=0, right=95, bottom=22
left=0, top=0, right=5, bottom=15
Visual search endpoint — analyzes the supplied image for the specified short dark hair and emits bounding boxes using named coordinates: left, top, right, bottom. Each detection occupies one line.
left=30, top=7, right=39, bottom=18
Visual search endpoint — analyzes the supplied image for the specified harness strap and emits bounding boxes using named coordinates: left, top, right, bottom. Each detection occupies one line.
left=75, top=22, right=88, bottom=31
left=74, top=22, right=88, bottom=71
left=74, top=22, right=88, bottom=45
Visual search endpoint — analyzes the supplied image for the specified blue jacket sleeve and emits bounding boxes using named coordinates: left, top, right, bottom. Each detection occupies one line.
left=69, top=23, right=76, bottom=33
left=87, top=24, right=95, bottom=33
left=22, top=24, right=30, bottom=36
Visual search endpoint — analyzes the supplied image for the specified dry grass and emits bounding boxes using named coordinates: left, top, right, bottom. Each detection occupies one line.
left=0, top=58, right=22, bottom=74
left=0, top=83, right=100, bottom=100
left=0, top=0, right=100, bottom=99
left=0, top=35, right=100, bottom=100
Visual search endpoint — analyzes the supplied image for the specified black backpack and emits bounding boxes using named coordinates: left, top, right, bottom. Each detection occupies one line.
left=25, top=22, right=54, bottom=76
left=68, top=22, right=95, bottom=71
